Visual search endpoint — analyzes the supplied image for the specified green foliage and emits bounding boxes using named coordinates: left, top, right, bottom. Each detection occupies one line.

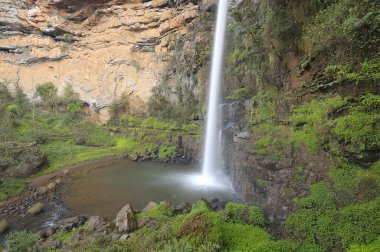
left=292, top=96, right=348, bottom=154
left=0, top=178, right=27, bottom=202
left=334, top=111, right=380, bottom=151
left=333, top=94, right=380, bottom=153
left=221, top=223, right=273, bottom=252
left=323, top=59, right=380, bottom=85
left=141, top=117, right=175, bottom=130
left=224, top=203, right=265, bottom=227
left=303, top=0, right=380, bottom=61
left=36, top=82, right=57, bottom=100
left=250, top=92, right=276, bottom=125
left=287, top=165, right=380, bottom=250
left=109, top=94, right=129, bottom=119
left=64, top=33, right=73, bottom=43
left=181, top=123, right=200, bottom=135
left=138, top=202, right=174, bottom=224
left=226, top=87, right=250, bottom=100
left=248, top=91, right=293, bottom=160
left=336, top=197, right=380, bottom=248
left=158, top=146, right=176, bottom=159
left=5, top=230, right=38, bottom=252
left=348, top=236, right=380, bottom=252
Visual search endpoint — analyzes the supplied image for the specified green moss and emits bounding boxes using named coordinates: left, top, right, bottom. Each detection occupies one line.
left=336, top=197, right=380, bottom=248
left=5, top=230, right=39, bottom=252
left=137, top=202, right=174, bottom=224
left=224, top=203, right=265, bottom=227
left=334, top=111, right=380, bottom=152
left=158, top=146, right=176, bottom=159
left=221, top=223, right=273, bottom=252
left=38, top=138, right=133, bottom=174
left=291, top=96, right=348, bottom=154
left=348, top=236, right=380, bottom=252
left=226, top=87, right=250, bottom=100
left=256, top=178, right=269, bottom=187
left=0, top=178, right=28, bottom=202
left=182, top=123, right=200, bottom=135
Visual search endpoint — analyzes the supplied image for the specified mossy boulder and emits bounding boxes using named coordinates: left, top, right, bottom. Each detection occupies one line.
left=0, top=142, right=47, bottom=178
left=224, top=203, right=266, bottom=227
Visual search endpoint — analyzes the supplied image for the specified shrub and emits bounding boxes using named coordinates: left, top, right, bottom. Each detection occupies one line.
left=64, top=33, right=73, bottom=43
left=5, top=230, right=39, bottom=252
left=336, top=197, right=380, bottom=248
left=36, top=82, right=57, bottom=100
left=224, top=203, right=265, bottom=227
left=158, top=146, right=176, bottom=159
left=348, top=236, right=380, bottom=252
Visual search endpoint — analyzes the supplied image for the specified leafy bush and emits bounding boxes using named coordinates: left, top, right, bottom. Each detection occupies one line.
left=348, top=236, right=380, bottom=252
left=158, top=146, right=176, bottom=159
left=336, top=197, right=380, bottom=248
left=291, top=96, right=348, bottom=154
left=36, top=82, right=57, bottom=100
left=224, top=203, right=265, bottom=227
left=0, top=178, right=28, bottom=202
left=5, top=230, right=39, bottom=252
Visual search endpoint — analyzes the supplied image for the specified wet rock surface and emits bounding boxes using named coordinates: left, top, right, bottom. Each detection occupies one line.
left=221, top=99, right=330, bottom=234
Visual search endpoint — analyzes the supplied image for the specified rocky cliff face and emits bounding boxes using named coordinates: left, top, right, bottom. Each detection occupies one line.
left=0, top=0, right=202, bottom=121
left=220, top=99, right=331, bottom=234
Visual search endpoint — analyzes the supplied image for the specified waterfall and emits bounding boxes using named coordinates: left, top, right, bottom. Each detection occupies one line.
left=201, top=0, right=229, bottom=182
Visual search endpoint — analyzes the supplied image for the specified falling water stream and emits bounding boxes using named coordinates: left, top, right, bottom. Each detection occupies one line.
left=196, top=0, right=230, bottom=187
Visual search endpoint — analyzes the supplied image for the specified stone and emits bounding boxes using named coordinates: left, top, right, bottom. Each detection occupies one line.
left=57, top=216, right=88, bottom=231
left=206, top=198, right=227, bottom=211
left=0, top=220, right=9, bottom=233
left=38, top=186, right=48, bottom=194
left=43, top=240, right=62, bottom=249
left=47, top=182, right=56, bottom=191
left=119, top=234, right=129, bottom=240
left=111, top=233, right=122, bottom=240
left=115, top=204, right=137, bottom=232
left=38, top=227, right=57, bottom=239
left=174, top=202, right=191, bottom=214
left=142, top=201, right=157, bottom=212
left=86, top=216, right=108, bottom=231
left=0, top=142, right=47, bottom=178
left=236, top=131, right=249, bottom=139
left=28, top=202, right=45, bottom=215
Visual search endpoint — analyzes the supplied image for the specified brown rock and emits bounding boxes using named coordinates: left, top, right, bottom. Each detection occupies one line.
left=142, top=201, right=157, bottom=212
left=57, top=216, right=88, bottom=231
left=86, top=216, right=108, bottom=231
left=28, top=202, right=45, bottom=215
left=0, top=1, right=201, bottom=122
left=115, top=204, right=137, bottom=232
left=0, top=220, right=9, bottom=233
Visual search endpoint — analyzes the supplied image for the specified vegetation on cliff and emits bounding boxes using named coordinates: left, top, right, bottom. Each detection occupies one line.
left=0, top=81, right=199, bottom=202
left=220, top=0, right=380, bottom=250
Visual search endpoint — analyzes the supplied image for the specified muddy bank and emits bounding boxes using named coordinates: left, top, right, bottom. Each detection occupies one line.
left=0, top=156, right=126, bottom=243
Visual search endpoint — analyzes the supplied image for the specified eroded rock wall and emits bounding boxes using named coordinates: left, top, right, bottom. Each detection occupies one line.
left=0, top=0, right=200, bottom=121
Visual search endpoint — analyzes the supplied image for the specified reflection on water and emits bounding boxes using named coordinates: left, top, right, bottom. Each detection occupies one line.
left=64, top=159, right=239, bottom=220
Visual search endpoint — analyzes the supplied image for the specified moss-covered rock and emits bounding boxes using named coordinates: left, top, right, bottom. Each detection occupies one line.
left=0, top=142, right=47, bottom=178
